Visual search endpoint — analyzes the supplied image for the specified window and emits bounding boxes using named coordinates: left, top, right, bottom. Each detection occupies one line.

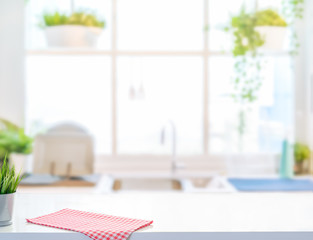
left=26, top=56, right=112, bottom=154
left=117, top=0, right=203, bottom=51
left=117, top=56, right=203, bottom=155
left=25, top=0, right=294, bottom=156
left=209, top=56, right=293, bottom=153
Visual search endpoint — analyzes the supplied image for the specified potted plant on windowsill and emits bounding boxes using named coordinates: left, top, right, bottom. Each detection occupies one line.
left=0, top=119, right=33, bottom=175
left=254, top=9, right=287, bottom=51
left=294, top=142, right=311, bottom=174
left=228, top=8, right=287, bottom=55
left=0, top=155, right=23, bottom=226
left=40, top=11, right=106, bottom=48
left=223, top=2, right=303, bottom=150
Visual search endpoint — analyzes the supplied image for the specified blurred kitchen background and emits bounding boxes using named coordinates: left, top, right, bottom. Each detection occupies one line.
left=1, top=0, right=313, bottom=193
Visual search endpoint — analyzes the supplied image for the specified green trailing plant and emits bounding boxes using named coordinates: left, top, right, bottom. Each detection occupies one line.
left=231, top=55, right=263, bottom=104
left=282, top=0, right=305, bottom=55
left=226, top=7, right=289, bottom=148
left=0, top=119, right=33, bottom=160
left=0, top=155, right=23, bottom=194
left=221, top=3, right=303, bottom=150
left=228, top=8, right=287, bottom=104
left=294, top=142, right=310, bottom=163
left=229, top=8, right=263, bottom=57
left=282, top=0, right=304, bottom=23
left=232, top=55, right=263, bottom=139
left=226, top=9, right=261, bottom=144
left=41, top=11, right=106, bottom=28
left=228, top=8, right=287, bottom=57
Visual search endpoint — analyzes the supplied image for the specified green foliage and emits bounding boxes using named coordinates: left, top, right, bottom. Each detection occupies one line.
left=231, top=56, right=263, bottom=104
left=67, top=12, right=105, bottom=28
left=282, top=0, right=304, bottom=23
left=0, top=119, right=33, bottom=159
left=0, top=155, right=23, bottom=194
left=227, top=7, right=288, bottom=140
left=255, top=9, right=287, bottom=27
left=282, top=0, right=305, bottom=55
left=231, top=56, right=264, bottom=138
left=294, top=143, right=310, bottom=163
left=0, top=118, right=19, bottom=131
left=43, top=12, right=68, bottom=27
left=230, top=8, right=264, bottom=57
left=229, top=8, right=286, bottom=57
left=224, top=3, right=303, bottom=143
left=41, top=11, right=106, bottom=28
left=228, top=8, right=267, bottom=104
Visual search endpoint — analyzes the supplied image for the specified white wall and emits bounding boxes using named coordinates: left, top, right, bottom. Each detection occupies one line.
left=295, top=1, right=313, bottom=145
left=304, top=1, right=313, bottom=173
left=0, top=0, right=25, bottom=126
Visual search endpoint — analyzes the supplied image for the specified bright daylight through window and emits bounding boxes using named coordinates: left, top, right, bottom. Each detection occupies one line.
left=26, top=0, right=294, bottom=156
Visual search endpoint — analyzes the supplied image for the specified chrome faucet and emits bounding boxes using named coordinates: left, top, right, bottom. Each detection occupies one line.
left=160, top=120, right=178, bottom=174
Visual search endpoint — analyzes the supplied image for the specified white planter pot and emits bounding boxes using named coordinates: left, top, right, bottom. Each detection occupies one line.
left=44, top=25, right=103, bottom=48
left=255, top=26, right=287, bottom=51
left=9, top=153, right=28, bottom=175
left=0, top=193, right=15, bottom=226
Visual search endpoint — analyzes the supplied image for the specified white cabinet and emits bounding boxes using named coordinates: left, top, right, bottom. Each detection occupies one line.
left=0, top=0, right=25, bottom=126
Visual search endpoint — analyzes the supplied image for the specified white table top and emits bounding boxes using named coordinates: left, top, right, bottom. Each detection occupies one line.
left=1, top=192, right=313, bottom=240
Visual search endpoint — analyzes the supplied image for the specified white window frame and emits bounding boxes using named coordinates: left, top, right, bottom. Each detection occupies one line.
left=26, top=0, right=300, bottom=165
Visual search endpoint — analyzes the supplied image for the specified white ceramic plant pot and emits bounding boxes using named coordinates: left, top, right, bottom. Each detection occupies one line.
left=0, top=193, right=15, bottom=226
left=9, top=153, right=28, bottom=175
left=255, top=26, right=287, bottom=51
left=44, top=25, right=103, bottom=47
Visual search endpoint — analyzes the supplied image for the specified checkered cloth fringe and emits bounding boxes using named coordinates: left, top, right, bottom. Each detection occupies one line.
left=26, top=208, right=153, bottom=240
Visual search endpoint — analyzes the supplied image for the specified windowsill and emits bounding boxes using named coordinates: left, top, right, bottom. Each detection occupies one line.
left=26, top=48, right=291, bottom=56
left=95, top=153, right=280, bottom=176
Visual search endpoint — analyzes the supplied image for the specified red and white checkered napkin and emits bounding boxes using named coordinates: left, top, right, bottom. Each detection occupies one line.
left=26, top=208, right=153, bottom=240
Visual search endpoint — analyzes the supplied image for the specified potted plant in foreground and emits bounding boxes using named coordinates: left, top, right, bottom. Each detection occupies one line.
left=40, top=11, right=106, bottom=47
left=0, top=155, right=23, bottom=226
left=294, top=142, right=311, bottom=174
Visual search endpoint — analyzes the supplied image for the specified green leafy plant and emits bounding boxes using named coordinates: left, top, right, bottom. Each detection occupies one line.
left=0, top=155, right=23, bottom=194
left=282, top=0, right=304, bottom=23
left=224, top=3, right=303, bottom=150
left=230, top=9, right=264, bottom=57
left=255, top=9, right=287, bottom=27
left=228, top=8, right=287, bottom=106
left=282, top=0, right=305, bottom=55
left=226, top=8, right=288, bottom=147
left=0, top=119, right=33, bottom=159
left=229, top=8, right=286, bottom=57
left=230, top=53, right=264, bottom=142
left=41, top=11, right=106, bottom=28
left=294, top=142, right=310, bottom=163
left=43, top=12, right=68, bottom=27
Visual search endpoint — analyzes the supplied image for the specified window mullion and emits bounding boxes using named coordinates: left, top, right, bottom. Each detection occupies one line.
left=203, top=0, right=209, bottom=155
left=70, top=0, right=75, bottom=13
left=112, top=0, right=118, bottom=155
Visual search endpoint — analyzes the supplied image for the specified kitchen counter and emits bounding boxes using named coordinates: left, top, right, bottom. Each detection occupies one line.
left=1, top=192, right=313, bottom=239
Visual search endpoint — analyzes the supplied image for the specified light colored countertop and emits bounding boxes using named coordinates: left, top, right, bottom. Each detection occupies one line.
left=1, top=192, right=313, bottom=240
